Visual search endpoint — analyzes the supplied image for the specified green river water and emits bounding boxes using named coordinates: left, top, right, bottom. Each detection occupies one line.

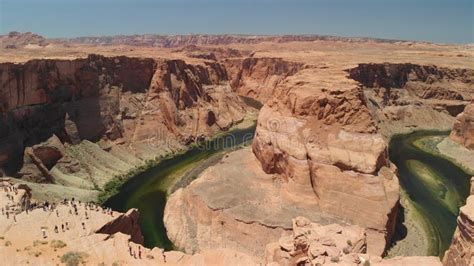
left=103, top=124, right=256, bottom=250
left=104, top=128, right=470, bottom=256
left=389, top=131, right=471, bottom=257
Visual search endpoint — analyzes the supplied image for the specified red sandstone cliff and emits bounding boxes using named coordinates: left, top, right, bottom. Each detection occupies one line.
left=0, top=55, right=247, bottom=186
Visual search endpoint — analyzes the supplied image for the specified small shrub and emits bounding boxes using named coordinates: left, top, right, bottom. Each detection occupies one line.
left=61, top=251, right=89, bottom=266
left=4, top=240, right=12, bottom=246
left=363, top=260, right=371, bottom=266
left=330, top=256, right=340, bottom=263
left=50, top=240, right=67, bottom=249
left=0, top=236, right=4, bottom=240
left=33, top=240, right=48, bottom=246
left=28, top=251, right=42, bottom=257
left=343, top=246, right=350, bottom=254
left=347, top=239, right=352, bottom=246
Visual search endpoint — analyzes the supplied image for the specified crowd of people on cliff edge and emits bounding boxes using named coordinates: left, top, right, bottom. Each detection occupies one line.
left=0, top=180, right=115, bottom=240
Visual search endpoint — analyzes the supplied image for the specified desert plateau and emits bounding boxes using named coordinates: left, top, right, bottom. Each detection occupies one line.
left=0, top=1, right=473, bottom=265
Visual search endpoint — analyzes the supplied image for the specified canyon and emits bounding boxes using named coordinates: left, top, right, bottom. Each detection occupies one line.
left=0, top=32, right=473, bottom=265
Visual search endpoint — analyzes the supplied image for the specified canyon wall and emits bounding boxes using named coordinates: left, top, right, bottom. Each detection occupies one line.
left=349, top=63, right=473, bottom=138
left=0, top=55, right=246, bottom=193
left=443, top=193, right=474, bottom=266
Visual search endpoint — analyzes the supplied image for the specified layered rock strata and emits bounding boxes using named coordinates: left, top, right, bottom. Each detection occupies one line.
left=443, top=185, right=474, bottom=266
left=251, top=67, right=399, bottom=256
left=226, top=57, right=304, bottom=103
left=349, top=63, right=473, bottom=138
left=0, top=55, right=247, bottom=196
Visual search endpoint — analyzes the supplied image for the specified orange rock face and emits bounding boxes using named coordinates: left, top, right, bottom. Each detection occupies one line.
left=227, top=57, right=303, bottom=103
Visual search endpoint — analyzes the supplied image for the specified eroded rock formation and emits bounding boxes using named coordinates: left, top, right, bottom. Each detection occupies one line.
left=443, top=184, right=474, bottom=266
left=95, top=208, right=144, bottom=245
left=164, top=147, right=332, bottom=259
left=165, top=63, right=400, bottom=258
left=265, top=216, right=441, bottom=266
left=349, top=63, right=473, bottom=138
left=250, top=65, right=400, bottom=255
left=450, top=103, right=474, bottom=150
left=227, top=57, right=304, bottom=102
left=0, top=55, right=247, bottom=193
left=266, top=216, right=367, bottom=265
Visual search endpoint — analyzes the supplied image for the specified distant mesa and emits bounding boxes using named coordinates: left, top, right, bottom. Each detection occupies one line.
left=0, top=31, right=420, bottom=49
left=0, top=31, right=48, bottom=48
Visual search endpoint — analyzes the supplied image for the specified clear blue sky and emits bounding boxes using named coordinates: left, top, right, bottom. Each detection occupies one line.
left=0, top=0, right=472, bottom=43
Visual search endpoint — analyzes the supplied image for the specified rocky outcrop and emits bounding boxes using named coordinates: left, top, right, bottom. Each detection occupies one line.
left=0, top=55, right=247, bottom=192
left=95, top=208, right=144, bottom=245
left=227, top=57, right=304, bottom=103
left=265, top=216, right=367, bottom=265
left=18, top=135, right=65, bottom=183
left=250, top=68, right=398, bottom=255
left=0, top=179, right=259, bottom=265
left=265, top=216, right=442, bottom=266
left=450, top=103, right=474, bottom=150
left=443, top=192, right=474, bottom=265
